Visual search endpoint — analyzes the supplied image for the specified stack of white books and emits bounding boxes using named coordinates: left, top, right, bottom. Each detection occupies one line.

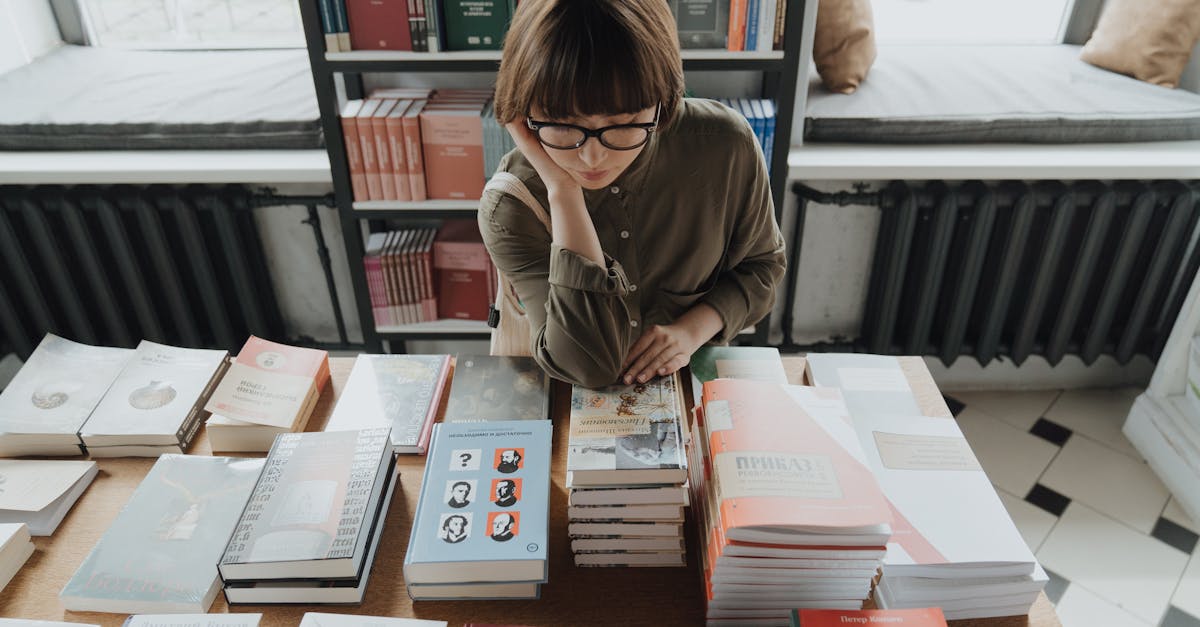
left=566, top=374, right=689, bottom=568
left=692, top=380, right=893, bottom=625
left=218, top=428, right=397, bottom=605
left=205, top=336, right=330, bottom=452
left=0, top=459, right=98, bottom=535
left=0, top=523, right=34, bottom=593
left=0, top=334, right=132, bottom=457
left=81, top=340, right=228, bottom=456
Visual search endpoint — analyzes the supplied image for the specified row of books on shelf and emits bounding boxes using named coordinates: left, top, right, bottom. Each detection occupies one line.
left=318, top=0, right=787, bottom=53
left=340, top=88, right=778, bottom=203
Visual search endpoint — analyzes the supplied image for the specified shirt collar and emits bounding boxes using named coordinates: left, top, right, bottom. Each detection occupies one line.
left=582, top=129, right=659, bottom=203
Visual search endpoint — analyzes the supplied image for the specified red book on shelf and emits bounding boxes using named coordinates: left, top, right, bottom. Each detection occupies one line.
left=356, top=99, right=384, bottom=201
left=385, top=100, right=413, bottom=201
left=400, top=229, right=420, bottom=324
left=340, top=100, right=368, bottom=202
left=403, top=100, right=428, bottom=201
left=372, top=99, right=399, bottom=200
left=434, top=220, right=491, bottom=321
left=347, top=0, right=413, bottom=50
left=363, top=232, right=389, bottom=327
left=418, top=227, right=438, bottom=321
left=383, top=231, right=401, bottom=326
left=419, top=103, right=487, bottom=200
left=728, top=0, right=748, bottom=51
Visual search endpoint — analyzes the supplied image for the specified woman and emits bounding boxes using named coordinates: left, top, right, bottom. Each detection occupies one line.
left=481, top=0, right=786, bottom=389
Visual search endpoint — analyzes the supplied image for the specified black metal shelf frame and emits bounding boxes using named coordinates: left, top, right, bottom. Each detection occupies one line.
left=298, top=0, right=807, bottom=352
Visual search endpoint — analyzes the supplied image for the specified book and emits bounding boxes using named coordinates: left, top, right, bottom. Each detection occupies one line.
left=385, top=100, right=414, bottom=201
left=566, top=374, right=688, bottom=487
left=0, top=523, right=34, bottom=593
left=324, top=354, right=452, bottom=453
left=441, top=0, right=511, bottom=50
left=567, top=484, right=689, bottom=506
left=80, top=340, right=227, bottom=455
left=218, top=428, right=395, bottom=581
left=357, top=99, right=384, bottom=201
left=568, top=521, right=683, bottom=537
left=571, top=536, right=684, bottom=552
left=805, top=353, right=952, bottom=419
left=123, top=616, right=263, bottom=627
left=206, top=413, right=309, bottom=454
left=434, top=221, right=493, bottom=321
left=0, top=459, right=98, bottom=535
left=372, top=99, right=399, bottom=200
left=403, top=420, right=551, bottom=586
left=60, top=455, right=264, bottom=614
left=406, top=581, right=540, bottom=600
left=340, top=100, right=368, bottom=201
left=567, top=503, right=684, bottom=521
left=223, top=463, right=399, bottom=605
left=0, top=334, right=132, bottom=456
left=204, top=336, right=330, bottom=430
left=670, top=0, right=729, bottom=48
left=443, top=355, right=549, bottom=422
left=347, top=0, right=412, bottom=50
left=299, top=614, right=447, bottom=627
left=364, top=232, right=389, bottom=327
left=700, top=379, right=892, bottom=545
left=690, top=345, right=788, bottom=385
left=420, top=104, right=487, bottom=200
left=402, top=100, right=428, bottom=201
left=573, top=551, right=685, bottom=567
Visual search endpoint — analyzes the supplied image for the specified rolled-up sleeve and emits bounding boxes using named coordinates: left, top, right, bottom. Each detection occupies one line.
left=479, top=189, right=634, bottom=388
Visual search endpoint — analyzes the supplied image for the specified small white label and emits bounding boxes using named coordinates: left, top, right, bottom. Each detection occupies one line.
left=705, top=400, right=733, bottom=432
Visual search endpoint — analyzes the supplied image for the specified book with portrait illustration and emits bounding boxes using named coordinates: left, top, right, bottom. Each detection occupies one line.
left=59, top=454, right=264, bottom=614
left=218, top=428, right=395, bottom=581
left=80, top=340, right=227, bottom=457
left=403, top=420, right=550, bottom=591
left=442, top=355, right=549, bottom=422
left=0, top=333, right=133, bottom=457
left=324, top=354, right=452, bottom=453
left=566, top=373, right=688, bottom=487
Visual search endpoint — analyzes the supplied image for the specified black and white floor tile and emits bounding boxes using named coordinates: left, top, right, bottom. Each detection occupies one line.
left=945, top=388, right=1200, bottom=627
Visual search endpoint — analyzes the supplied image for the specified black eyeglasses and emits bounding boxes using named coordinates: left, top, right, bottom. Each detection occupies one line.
left=526, top=104, right=660, bottom=151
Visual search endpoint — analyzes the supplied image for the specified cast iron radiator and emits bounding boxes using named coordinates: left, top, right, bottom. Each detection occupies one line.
left=0, top=184, right=284, bottom=359
left=860, top=180, right=1200, bottom=366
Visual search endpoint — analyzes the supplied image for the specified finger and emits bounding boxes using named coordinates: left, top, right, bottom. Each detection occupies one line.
left=624, top=332, right=669, bottom=384
left=635, top=343, right=679, bottom=384
left=622, top=328, right=657, bottom=370
left=659, top=353, right=689, bottom=377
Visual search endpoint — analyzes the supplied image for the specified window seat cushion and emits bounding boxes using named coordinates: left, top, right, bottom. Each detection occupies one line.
left=804, top=44, right=1200, bottom=143
left=0, top=45, right=321, bottom=150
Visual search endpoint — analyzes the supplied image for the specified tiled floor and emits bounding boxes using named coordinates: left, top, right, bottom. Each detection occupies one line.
left=945, top=388, right=1200, bottom=627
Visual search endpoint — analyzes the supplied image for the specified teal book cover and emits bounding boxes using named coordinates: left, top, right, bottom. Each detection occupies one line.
left=441, top=0, right=512, bottom=50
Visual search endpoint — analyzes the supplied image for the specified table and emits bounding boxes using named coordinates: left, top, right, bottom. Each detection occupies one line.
left=0, top=357, right=1061, bottom=627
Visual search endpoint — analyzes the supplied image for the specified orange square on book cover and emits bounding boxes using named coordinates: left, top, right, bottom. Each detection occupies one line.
left=794, top=608, right=947, bottom=626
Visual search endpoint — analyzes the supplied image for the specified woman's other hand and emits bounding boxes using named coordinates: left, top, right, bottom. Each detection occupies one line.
left=620, top=304, right=725, bottom=385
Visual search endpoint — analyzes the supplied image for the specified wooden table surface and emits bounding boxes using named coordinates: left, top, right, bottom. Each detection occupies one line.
left=0, top=357, right=1061, bottom=627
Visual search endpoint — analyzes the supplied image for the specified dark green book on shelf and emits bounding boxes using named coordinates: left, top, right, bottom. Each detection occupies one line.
left=442, top=0, right=514, bottom=50
left=669, top=0, right=729, bottom=49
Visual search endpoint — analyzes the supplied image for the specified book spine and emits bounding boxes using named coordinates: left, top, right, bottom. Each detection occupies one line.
left=745, top=0, right=758, bottom=52
left=405, top=232, right=422, bottom=323
left=385, top=115, right=413, bottom=201
left=364, top=253, right=387, bottom=327
left=758, top=0, right=775, bottom=53
left=416, top=0, right=429, bottom=52
left=403, top=113, right=428, bottom=201
left=317, top=0, right=339, bottom=52
left=372, top=112, right=397, bottom=200
left=335, top=0, right=351, bottom=50
left=385, top=235, right=402, bottom=325
left=358, top=110, right=382, bottom=200
left=421, top=229, right=437, bottom=321
left=764, top=102, right=776, bottom=166
left=727, top=0, right=747, bottom=51
left=340, top=114, right=368, bottom=201
left=773, top=0, right=786, bottom=50
left=425, top=0, right=441, bottom=52
left=407, top=0, right=423, bottom=52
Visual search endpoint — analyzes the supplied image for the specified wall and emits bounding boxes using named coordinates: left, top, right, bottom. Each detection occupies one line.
left=0, top=0, right=60, bottom=74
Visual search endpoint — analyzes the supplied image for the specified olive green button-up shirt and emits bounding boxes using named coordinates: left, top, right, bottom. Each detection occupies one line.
left=478, top=98, right=787, bottom=388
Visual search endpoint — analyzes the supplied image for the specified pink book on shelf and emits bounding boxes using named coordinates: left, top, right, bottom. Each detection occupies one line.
left=385, top=100, right=413, bottom=201
left=403, top=100, right=428, bottom=201
left=434, top=220, right=491, bottom=321
left=356, top=99, right=384, bottom=201
left=372, top=99, right=399, bottom=200
left=383, top=231, right=401, bottom=327
left=419, top=104, right=487, bottom=200
left=395, top=229, right=415, bottom=325
left=401, top=229, right=421, bottom=325
left=340, top=100, right=368, bottom=202
left=420, top=227, right=438, bottom=321
left=363, top=232, right=389, bottom=327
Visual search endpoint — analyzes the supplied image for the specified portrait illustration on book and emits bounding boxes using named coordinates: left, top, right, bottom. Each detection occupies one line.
left=446, top=479, right=476, bottom=508
left=439, top=512, right=472, bottom=544
left=495, top=448, right=524, bottom=474
left=491, top=478, right=521, bottom=507
left=487, top=511, right=519, bottom=542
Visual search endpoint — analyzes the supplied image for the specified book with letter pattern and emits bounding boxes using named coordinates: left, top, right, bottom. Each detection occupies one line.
left=566, top=373, right=688, bottom=487
left=791, top=608, right=947, bottom=627
left=0, top=334, right=133, bottom=456
left=700, top=379, right=893, bottom=545
left=443, top=355, right=549, bottom=422
left=403, top=420, right=551, bottom=589
left=60, top=455, right=264, bottom=614
left=204, top=336, right=329, bottom=430
left=218, top=428, right=395, bottom=581
left=324, top=354, right=452, bottom=453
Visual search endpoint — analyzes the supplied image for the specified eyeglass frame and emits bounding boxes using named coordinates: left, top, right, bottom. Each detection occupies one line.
left=525, top=104, right=661, bottom=151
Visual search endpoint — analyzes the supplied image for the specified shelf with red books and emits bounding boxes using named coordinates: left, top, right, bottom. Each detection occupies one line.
left=320, top=49, right=787, bottom=73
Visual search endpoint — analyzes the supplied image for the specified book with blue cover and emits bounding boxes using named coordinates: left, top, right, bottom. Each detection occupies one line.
left=403, top=420, right=551, bottom=591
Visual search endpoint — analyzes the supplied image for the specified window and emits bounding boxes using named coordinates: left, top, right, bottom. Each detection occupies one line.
left=77, top=0, right=304, bottom=49
left=872, top=0, right=1075, bottom=45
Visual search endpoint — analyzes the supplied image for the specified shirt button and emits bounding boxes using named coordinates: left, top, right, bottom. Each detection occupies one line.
left=630, top=320, right=639, bottom=328
left=620, top=230, right=630, bottom=239
left=610, top=186, right=620, bottom=194
left=629, top=284, right=638, bottom=292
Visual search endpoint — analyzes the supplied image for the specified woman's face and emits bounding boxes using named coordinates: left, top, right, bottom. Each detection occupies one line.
left=530, top=105, right=657, bottom=190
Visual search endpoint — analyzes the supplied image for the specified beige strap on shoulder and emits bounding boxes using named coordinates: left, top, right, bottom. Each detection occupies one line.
left=484, top=172, right=551, bottom=230
left=484, top=173, right=551, bottom=357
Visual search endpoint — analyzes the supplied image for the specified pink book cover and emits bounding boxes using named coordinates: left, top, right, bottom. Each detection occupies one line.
left=204, top=336, right=329, bottom=428
left=420, top=228, right=438, bottom=321
left=385, top=100, right=413, bottom=201
left=371, top=99, right=399, bottom=200
left=386, top=231, right=405, bottom=325
left=397, top=229, right=416, bottom=325
left=356, top=99, right=384, bottom=201
left=419, top=106, right=486, bottom=200
left=363, top=233, right=388, bottom=327
left=433, top=220, right=491, bottom=320
left=382, top=231, right=400, bottom=327
left=340, top=100, right=367, bottom=201
left=346, top=0, right=411, bottom=50
left=402, top=100, right=428, bottom=201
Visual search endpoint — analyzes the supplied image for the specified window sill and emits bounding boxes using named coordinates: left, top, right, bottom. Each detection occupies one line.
left=0, top=150, right=332, bottom=185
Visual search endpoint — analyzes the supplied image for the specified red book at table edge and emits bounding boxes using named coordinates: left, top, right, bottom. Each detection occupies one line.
left=793, top=608, right=948, bottom=627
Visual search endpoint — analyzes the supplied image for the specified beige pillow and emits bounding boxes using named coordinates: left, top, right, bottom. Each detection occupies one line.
left=1080, top=0, right=1200, bottom=88
left=813, top=0, right=877, bottom=94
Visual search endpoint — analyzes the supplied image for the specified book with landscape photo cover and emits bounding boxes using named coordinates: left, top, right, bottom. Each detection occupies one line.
left=443, top=355, right=549, bottom=422
left=324, top=354, right=452, bottom=453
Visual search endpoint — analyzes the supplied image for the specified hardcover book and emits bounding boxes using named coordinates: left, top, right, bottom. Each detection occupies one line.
left=219, top=428, right=395, bottom=581
left=0, top=334, right=132, bottom=456
left=59, top=455, right=264, bottom=614
left=347, top=0, right=412, bottom=50
left=668, top=0, right=729, bottom=48
left=81, top=340, right=227, bottom=455
left=441, top=0, right=512, bottom=50
left=403, top=420, right=551, bottom=586
left=420, top=104, right=487, bottom=200
left=340, top=100, right=368, bottom=201
left=324, top=354, right=452, bottom=453
left=443, top=355, right=549, bottom=422
left=566, top=373, right=688, bottom=487
left=0, top=459, right=98, bottom=535
left=204, top=336, right=330, bottom=430
left=434, top=221, right=493, bottom=321
left=805, top=353, right=952, bottom=420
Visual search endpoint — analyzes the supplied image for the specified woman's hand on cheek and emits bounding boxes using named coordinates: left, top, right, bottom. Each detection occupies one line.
left=504, top=121, right=579, bottom=194
left=620, top=322, right=703, bottom=385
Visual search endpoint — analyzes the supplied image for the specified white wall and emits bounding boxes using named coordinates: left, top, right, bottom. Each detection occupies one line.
left=0, top=0, right=61, bottom=74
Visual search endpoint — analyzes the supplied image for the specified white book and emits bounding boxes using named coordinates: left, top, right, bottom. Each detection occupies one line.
left=709, top=581, right=871, bottom=597
left=714, top=555, right=881, bottom=570
left=567, top=484, right=688, bottom=506
left=885, top=564, right=1049, bottom=601
left=405, top=581, right=540, bottom=601
left=0, top=459, right=98, bottom=535
left=877, top=574, right=1044, bottom=610
left=122, top=615, right=262, bottom=627
left=300, top=613, right=447, bottom=627
left=567, top=503, right=684, bottom=521
left=571, top=536, right=684, bottom=552
left=0, top=620, right=98, bottom=627
left=81, top=341, right=227, bottom=452
left=0, top=334, right=133, bottom=456
left=573, top=551, right=685, bottom=567
left=205, top=413, right=297, bottom=453
left=0, top=523, right=34, bottom=593
left=805, top=353, right=925, bottom=418
left=323, top=354, right=450, bottom=453
left=567, top=521, right=682, bottom=537
left=852, top=412, right=1038, bottom=579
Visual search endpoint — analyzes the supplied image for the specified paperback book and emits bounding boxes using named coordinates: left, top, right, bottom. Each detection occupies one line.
left=0, top=459, right=98, bottom=535
left=205, top=336, right=330, bottom=430
left=324, top=354, right=451, bottom=453
left=443, top=355, right=549, bottom=422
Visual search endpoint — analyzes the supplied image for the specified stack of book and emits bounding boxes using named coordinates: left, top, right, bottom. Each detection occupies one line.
left=713, top=98, right=777, bottom=165
left=808, top=353, right=1048, bottom=620
left=0, top=334, right=132, bottom=457
left=566, top=374, right=690, bottom=568
left=219, top=428, right=398, bottom=605
left=692, top=379, right=893, bottom=623
left=204, top=336, right=331, bottom=453
left=404, top=420, right=551, bottom=599
left=668, top=0, right=788, bottom=51
left=442, top=355, right=550, bottom=422
left=80, top=340, right=228, bottom=457
left=0, top=523, right=34, bottom=593
left=60, top=455, right=264, bottom=613
left=324, top=354, right=452, bottom=454
left=0, top=459, right=98, bottom=535
left=321, top=0, right=517, bottom=52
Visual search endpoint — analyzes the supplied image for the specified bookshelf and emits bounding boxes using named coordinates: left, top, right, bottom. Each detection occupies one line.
left=298, top=1, right=807, bottom=352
